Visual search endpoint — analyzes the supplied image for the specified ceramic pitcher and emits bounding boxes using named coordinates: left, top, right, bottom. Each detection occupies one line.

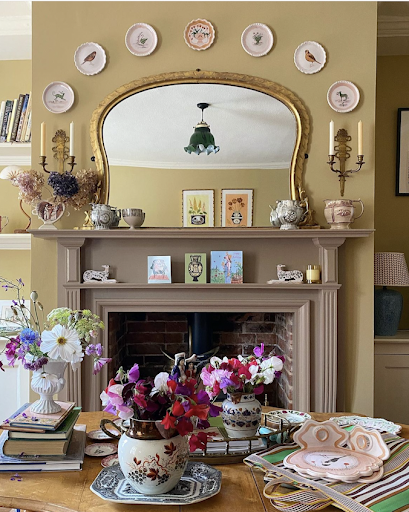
left=323, top=199, right=364, bottom=229
left=90, top=204, right=116, bottom=230
left=274, top=200, right=306, bottom=230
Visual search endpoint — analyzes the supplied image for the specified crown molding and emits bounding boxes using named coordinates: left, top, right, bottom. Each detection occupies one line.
left=109, top=158, right=290, bottom=170
left=378, top=15, right=409, bottom=38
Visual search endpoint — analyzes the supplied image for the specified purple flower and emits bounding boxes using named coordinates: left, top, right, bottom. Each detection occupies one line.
left=12, top=300, right=17, bottom=306
left=4, top=419, right=9, bottom=424
left=93, top=357, right=111, bottom=375
left=219, top=376, right=236, bottom=391
left=17, top=278, right=24, bottom=286
left=48, top=171, right=79, bottom=198
left=127, top=364, right=140, bottom=383
left=31, top=416, right=38, bottom=421
left=181, top=400, right=191, bottom=412
left=95, top=343, right=103, bottom=357
left=85, top=344, right=96, bottom=356
left=253, top=343, right=265, bottom=358
left=22, top=413, right=27, bottom=418
left=0, top=361, right=4, bottom=372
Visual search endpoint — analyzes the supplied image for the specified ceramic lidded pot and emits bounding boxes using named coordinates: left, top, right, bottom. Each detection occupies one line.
left=323, top=199, right=364, bottom=229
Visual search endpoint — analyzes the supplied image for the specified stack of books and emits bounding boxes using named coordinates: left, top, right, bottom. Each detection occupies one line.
left=0, top=92, right=32, bottom=143
left=0, top=401, right=86, bottom=472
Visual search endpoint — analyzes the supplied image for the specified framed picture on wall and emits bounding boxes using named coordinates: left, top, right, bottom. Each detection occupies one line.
left=396, top=108, right=409, bottom=195
left=182, top=189, right=214, bottom=227
left=221, top=189, right=253, bottom=227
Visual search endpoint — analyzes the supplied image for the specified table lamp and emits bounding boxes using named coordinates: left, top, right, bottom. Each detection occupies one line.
left=374, top=252, right=409, bottom=336
left=0, top=165, right=31, bottom=233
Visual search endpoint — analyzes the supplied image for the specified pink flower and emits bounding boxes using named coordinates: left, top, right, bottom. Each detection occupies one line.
left=127, top=364, right=140, bottom=383
left=116, top=404, right=134, bottom=419
left=253, top=343, right=264, bottom=358
left=93, top=357, right=111, bottom=375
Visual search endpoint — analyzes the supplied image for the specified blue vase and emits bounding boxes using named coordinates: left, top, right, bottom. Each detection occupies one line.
left=374, top=287, right=403, bottom=336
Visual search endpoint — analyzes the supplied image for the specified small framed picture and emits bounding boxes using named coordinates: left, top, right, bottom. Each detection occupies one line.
left=211, top=251, right=243, bottom=284
left=396, top=108, right=409, bottom=195
left=147, top=256, right=172, bottom=283
left=185, top=253, right=207, bottom=283
left=182, top=189, right=214, bottom=227
left=221, top=189, right=253, bottom=227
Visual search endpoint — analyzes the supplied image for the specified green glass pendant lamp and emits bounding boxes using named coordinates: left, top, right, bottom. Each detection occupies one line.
left=184, top=103, right=220, bottom=155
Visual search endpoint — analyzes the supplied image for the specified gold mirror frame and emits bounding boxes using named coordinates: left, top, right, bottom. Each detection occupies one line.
left=90, top=69, right=313, bottom=225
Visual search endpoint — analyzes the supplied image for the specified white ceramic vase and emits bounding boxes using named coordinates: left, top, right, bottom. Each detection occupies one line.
left=30, top=360, right=67, bottom=414
left=221, top=392, right=262, bottom=438
left=118, top=418, right=189, bottom=495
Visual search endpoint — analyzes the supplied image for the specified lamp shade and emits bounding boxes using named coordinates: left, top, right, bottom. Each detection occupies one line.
left=374, top=252, right=409, bottom=287
left=0, top=165, right=23, bottom=180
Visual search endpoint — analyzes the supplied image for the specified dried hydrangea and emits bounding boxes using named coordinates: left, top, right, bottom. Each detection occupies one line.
left=48, top=171, right=79, bottom=198
left=12, top=170, right=44, bottom=205
left=63, top=169, right=99, bottom=210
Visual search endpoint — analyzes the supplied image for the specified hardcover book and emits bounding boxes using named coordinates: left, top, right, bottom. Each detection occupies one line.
left=16, top=93, right=29, bottom=142
left=6, top=99, right=18, bottom=142
left=20, top=92, right=31, bottom=141
left=9, top=401, right=75, bottom=431
left=1, top=100, right=13, bottom=142
left=8, top=407, right=81, bottom=440
left=3, top=430, right=73, bottom=456
left=185, top=253, right=207, bottom=283
left=10, top=94, right=25, bottom=142
left=210, top=251, right=243, bottom=284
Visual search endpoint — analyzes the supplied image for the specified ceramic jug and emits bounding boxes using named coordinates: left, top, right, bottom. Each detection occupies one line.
left=90, top=204, right=116, bottom=230
left=275, top=200, right=306, bottom=230
left=323, top=199, right=364, bottom=229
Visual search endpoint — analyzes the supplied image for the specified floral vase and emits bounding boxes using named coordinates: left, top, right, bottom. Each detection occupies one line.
left=30, top=360, right=67, bottom=414
left=118, top=418, right=189, bottom=495
left=221, top=392, right=262, bottom=438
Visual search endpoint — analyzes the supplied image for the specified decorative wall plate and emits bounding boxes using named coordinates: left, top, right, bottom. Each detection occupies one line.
left=265, top=410, right=311, bottom=426
left=101, top=454, right=119, bottom=468
left=125, top=23, right=158, bottom=56
left=241, top=23, right=273, bottom=57
left=184, top=19, right=215, bottom=51
left=42, top=82, right=74, bottom=114
left=330, top=415, right=402, bottom=435
left=74, top=42, right=106, bottom=75
left=327, top=81, right=360, bottom=113
left=85, top=443, right=118, bottom=457
left=87, top=429, right=118, bottom=441
left=90, top=462, right=222, bottom=505
left=294, top=41, right=326, bottom=74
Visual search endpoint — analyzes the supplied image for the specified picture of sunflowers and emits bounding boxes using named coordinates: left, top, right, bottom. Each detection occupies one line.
left=221, top=189, right=253, bottom=227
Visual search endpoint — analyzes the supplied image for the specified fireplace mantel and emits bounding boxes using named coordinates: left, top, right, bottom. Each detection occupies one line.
left=31, top=228, right=373, bottom=413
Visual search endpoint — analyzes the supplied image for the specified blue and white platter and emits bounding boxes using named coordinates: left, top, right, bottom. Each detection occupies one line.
left=90, top=461, right=222, bottom=505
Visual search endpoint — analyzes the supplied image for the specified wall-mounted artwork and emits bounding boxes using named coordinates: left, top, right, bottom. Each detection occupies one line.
left=74, top=42, right=107, bottom=76
left=185, top=253, right=206, bottom=283
left=396, top=108, right=409, bottom=195
left=221, top=189, right=253, bottom=227
left=184, top=19, right=215, bottom=51
left=148, top=256, right=172, bottom=283
left=210, top=251, right=243, bottom=284
left=182, top=189, right=214, bottom=227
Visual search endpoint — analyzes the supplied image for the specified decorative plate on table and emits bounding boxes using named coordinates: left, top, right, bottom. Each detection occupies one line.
left=74, top=42, right=106, bottom=75
left=294, top=41, right=326, bottom=74
left=265, top=409, right=311, bottom=426
left=85, top=443, right=117, bottom=457
left=87, top=428, right=119, bottom=441
left=125, top=23, right=158, bottom=56
left=241, top=23, right=273, bottom=57
left=42, top=81, right=74, bottom=114
left=101, top=454, right=119, bottom=468
left=330, top=415, right=402, bottom=435
left=184, top=19, right=215, bottom=51
left=327, top=80, right=360, bottom=113
left=90, top=461, right=222, bottom=505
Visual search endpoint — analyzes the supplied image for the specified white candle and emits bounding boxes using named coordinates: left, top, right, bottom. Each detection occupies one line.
left=329, top=120, right=335, bottom=155
left=40, top=122, right=46, bottom=157
left=69, top=122, right=74, bottom=156
left=358, top=120, right=363, bottom=155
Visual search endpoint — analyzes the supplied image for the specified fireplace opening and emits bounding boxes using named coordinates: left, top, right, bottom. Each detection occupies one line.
left=108, top=311, right=293, bottom=409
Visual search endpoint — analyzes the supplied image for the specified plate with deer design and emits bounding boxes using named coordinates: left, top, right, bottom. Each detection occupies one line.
left=327, top=81, right=360, bottom=113
left=42, top=81, right=74, bottom=114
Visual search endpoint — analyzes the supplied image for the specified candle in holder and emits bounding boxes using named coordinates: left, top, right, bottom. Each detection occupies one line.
left=358, top=120, right=363, bottom=155
left=40, top=122, right=46, bottom=157
left=69, top=122, right=74, bottom=156
left=329, top=120, right=335, bottom=155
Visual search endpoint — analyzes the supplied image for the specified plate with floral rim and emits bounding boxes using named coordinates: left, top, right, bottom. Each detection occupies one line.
left=125, top=23, right=158, bottom=57
left=101, top=454, right=119, bottom=468
left=74, top=42, right=106, bottom=76
left=294, top=41, right=326, bottom=74
left=330, top=415, right=401, bottom=435
left=184, top=19, right=215, bottom=51
left=87, top=428, right=119, bottom=441
left=327, top=80, right=360, bottom=113
left=90, top=462, right=222, bottom=505
left=265, top=409, right=311, bottom=426
left=241, top=23, right=273, bottom=57
left=42, top=81, right=74, bottom=114
left=85, top=443, right=117, bottom=457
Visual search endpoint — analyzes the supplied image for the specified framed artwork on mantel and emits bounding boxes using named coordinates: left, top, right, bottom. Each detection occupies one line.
left=396, top=108, right=409, bottom=195
left=182, top=189, right=214, bottom=227
left=221, top=189, right=253, bottom=227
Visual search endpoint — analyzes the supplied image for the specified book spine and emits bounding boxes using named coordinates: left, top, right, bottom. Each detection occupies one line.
left=1, top=100, right=13, bottom=142
left=16, top=94, right=29, bottom=142
left=10, top=94, right=25, bottom=142
left=20, top=92, right=31, bottom=141
left=6, top=99, right=18, bottom=142
left=24, top=111, right=32, bottom=142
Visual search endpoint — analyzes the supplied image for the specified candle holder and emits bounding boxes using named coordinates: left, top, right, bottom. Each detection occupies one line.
left=327, top=128, right=365, bottom=197
left=39, top=129, right=76, bottom=174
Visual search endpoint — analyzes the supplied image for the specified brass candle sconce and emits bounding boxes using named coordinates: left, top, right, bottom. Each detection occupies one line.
left=327, top=128, right=365, bottom=197
left=39, top=129, right=76, bottom=174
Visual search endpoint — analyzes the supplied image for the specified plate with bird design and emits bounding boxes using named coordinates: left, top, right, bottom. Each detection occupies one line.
left=241, top=23, right=273, bottom=57
left=74, top=42, right=106, bottom=76
left=125, top=23, right=158, bottom=56
left=294, top=41, right=326, bottom=74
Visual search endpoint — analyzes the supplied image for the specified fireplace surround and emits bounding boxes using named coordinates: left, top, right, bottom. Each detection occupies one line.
left=31, top=227, right=372, bottom=413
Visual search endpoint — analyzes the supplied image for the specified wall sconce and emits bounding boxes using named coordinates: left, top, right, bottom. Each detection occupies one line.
left=327, top=121, right=365, bottom=197
left=0, top=165, right=31, bottom=233
left=184, top=103, right=220, bottom=155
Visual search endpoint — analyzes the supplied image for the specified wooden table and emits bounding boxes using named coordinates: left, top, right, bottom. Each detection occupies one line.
left=1, top=411, right=407, bottom=512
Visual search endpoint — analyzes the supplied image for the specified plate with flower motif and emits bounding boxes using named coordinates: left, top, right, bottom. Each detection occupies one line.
left=85, top=443, right=117, bottom=457
left=74, top=42, right=106, bottom=76
left=125, top=23, right=158, bottom=57
left=87, top=428, right=119, bottom=441
left=241, top=23, right=273, bottom=57
left=184, top=19, right=215, bottom=51
left=330, top=415, right=401, bottom=435
left=101, top=454, right=119, bottom=468
left=265, top=409, right=311, bottom=427
left=327, top=81, right=360, bottom=113
left=294, top=41, right=326, bottom=74
left=42, top=81, right=74, bottom=114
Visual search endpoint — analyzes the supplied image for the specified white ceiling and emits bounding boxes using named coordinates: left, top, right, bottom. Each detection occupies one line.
left=103, top=84, right=297, bottom=170
left=0, top=1, right=31, bottom=60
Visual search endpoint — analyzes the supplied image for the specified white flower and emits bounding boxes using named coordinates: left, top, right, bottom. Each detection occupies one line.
left=70, top=347, right=84, bottom=371
left=259, top=356, right=284, bottom=384
left=210, top=356, right=222, bottom=368
left=40, top=325, right=83, bottom=364
left=151, top=372, right=170, bottom=394
left=100, top=389, right=109, bottom=406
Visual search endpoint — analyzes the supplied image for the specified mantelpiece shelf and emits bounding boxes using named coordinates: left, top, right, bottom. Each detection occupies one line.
left=64, top=282, right=342, bottom=290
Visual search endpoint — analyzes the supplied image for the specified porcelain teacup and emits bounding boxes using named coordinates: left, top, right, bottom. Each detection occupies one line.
left=122, top=208, right=145, bottom=229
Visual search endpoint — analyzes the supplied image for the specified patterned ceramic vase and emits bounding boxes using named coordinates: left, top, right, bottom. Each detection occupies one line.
left=30, top=360, right=67, bottom=414
left=118, top=418, right=190, bottom=495
left=221, top=392, right=262, bottom=438
left=323, top=199, right=364, bottom=229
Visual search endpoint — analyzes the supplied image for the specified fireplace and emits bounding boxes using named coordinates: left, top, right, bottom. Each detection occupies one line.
left=108, top=311, right=294, bottom=408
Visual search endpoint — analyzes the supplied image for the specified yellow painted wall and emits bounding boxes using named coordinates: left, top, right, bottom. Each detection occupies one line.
left=0, top=60, right=31, bottom=299
left=31, top=1, right=377, bottom=414
left=375, top=56, right=409, bottom=329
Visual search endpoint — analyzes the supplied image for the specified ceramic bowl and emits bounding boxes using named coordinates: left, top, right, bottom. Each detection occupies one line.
left=121, top=208, right=145, bottom=229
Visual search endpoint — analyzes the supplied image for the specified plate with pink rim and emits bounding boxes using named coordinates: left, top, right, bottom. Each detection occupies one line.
left=74, top=42, right=106, bottom=75
left=294, top=41, right=326, bottom=74
left=265, top=409, right=311, bottom=426
left=241, top=23, right=273, bottom=57
left=87, top=428, right=119, bottom=441
left=125, top=23, right=158, bottom=56
left=327, top=80, right=360, bottom=113
left=101, top=454, right=119, bottom=468
left=85, top=443, right=117, bottom=457
left=42, top=81, right=74, bottom=114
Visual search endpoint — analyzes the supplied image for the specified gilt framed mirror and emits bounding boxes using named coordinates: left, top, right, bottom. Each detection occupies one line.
left=90, top=70, right=313, bottom=226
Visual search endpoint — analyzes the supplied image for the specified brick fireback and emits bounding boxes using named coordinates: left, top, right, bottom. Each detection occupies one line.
left=107, top=311, right=293, bottom=408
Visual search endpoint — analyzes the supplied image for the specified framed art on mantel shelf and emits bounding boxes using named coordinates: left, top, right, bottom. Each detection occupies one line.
left=221, top=189, right=253, bottom=227
left=182, top=190, right=214, bottom=227
left=396, top=108, right=409, bottom=195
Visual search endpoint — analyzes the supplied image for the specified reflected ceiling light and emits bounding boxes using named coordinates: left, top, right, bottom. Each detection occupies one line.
left=184, top=103, right=220, bottom=155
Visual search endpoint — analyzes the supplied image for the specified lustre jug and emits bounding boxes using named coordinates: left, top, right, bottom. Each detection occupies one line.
left=323, top=199, right=364, bottom=229
left=272, top=200, right=306, bottom=230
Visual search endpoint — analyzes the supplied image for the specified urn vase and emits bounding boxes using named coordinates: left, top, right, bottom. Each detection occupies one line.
left=30, top=360, right=67, bottom=414
left=221, top=393, right=262, bottom=438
